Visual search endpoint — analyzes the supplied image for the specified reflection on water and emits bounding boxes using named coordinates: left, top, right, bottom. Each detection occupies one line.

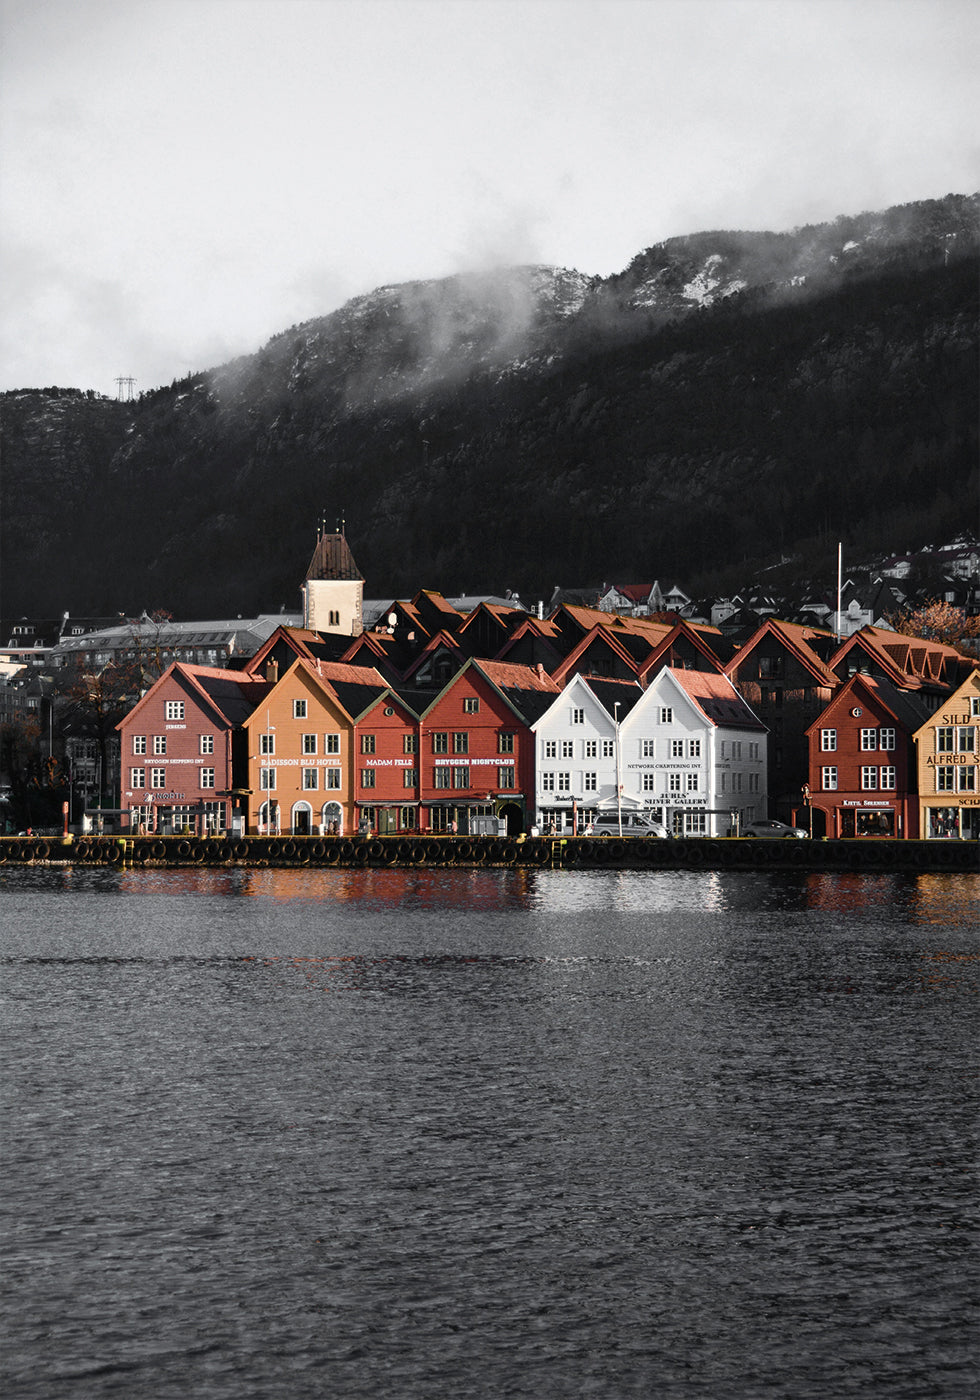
left=1, top=866, right=977, bottom=1400
left=3, top=863, right=978, bottom=922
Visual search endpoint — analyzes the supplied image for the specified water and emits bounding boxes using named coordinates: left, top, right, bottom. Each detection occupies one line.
left=1, top=867, right=977, bottom=1399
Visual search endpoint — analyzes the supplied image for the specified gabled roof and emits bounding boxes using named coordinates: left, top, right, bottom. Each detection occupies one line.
left=804, top=673, right=932, bottom=737
left=244, top=657, right=390, bottom=725
left=117, top=662, right=271, bottom=731
left=724, top=617, right=839, bottom=687
left=476, top=658, right=563, bottom=726
left=400, top=628, right=468, bottom=683
left=580, top=676, right=646, bottom=721
left=662, top=668, right=766, bottom=730
left=828, top=625, right=973, bottom=692
left=601, top=583, right=653, bottom=604
left=550, top=624, right=642, bottom=685
left=416, top=657, right=560, bottom=726
left=636, top=618, right=727, bottom=681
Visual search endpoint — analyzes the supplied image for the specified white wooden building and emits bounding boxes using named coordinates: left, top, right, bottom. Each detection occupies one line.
left=532, top=669, right=768, bottom=836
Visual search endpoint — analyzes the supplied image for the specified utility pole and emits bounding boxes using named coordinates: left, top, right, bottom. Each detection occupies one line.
left=114, top=376, right=136, bottom=401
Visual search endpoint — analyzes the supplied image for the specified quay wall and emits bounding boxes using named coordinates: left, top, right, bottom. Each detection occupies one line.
left=0, top=835, right=976, bottom=873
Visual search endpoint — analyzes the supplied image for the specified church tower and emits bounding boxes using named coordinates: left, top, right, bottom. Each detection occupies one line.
left=302, top=519, right=364, bottom=636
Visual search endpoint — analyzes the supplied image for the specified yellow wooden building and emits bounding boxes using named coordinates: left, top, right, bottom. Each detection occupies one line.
left=912, top=669, right=980, bottom=839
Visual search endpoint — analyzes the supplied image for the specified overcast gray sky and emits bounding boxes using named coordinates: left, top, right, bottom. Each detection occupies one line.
left=1, top=0, right=976, bottom=394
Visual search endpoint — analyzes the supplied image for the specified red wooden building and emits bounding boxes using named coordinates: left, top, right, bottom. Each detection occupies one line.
left=410, top=659, right=560, bottom=835
left=804, top=674, right=931, bottom=838
left=117, top=663, right=269, bottom=835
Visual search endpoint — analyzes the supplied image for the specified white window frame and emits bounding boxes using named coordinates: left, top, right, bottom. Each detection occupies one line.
left=200, top=768, right=215, bottom=789
left=821, top=766, right=838, bottom=790
left=820, top=729, right=837, bottom=752
left=860, top=766, right=878, bottom=790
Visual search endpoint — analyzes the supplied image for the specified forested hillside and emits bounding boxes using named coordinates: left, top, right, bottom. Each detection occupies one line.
left=2, top=195, right=976, bottom=618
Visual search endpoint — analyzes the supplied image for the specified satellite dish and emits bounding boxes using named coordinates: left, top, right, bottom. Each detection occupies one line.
left=388, top=612, right=397, bottom=628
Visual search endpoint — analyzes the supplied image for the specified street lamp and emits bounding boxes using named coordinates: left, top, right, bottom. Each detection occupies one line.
left=613, top=701, right=623, bottom=838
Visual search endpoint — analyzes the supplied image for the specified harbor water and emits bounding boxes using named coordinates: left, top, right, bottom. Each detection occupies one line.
left=1, top=866, right=977, bottom=1399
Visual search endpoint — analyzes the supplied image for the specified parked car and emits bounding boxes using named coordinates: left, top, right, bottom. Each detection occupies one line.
left=588, top=813, right=670, bottom=839
left=743, top=820, right=808, bottom=839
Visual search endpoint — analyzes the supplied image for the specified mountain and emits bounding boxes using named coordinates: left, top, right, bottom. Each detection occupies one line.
left=2, top=194, right=977, bottom=618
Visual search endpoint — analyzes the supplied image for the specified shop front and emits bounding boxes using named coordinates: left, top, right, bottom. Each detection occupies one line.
left=820, top=796, right=913, bottom=838
left=921, top=798, right=980, bottom=840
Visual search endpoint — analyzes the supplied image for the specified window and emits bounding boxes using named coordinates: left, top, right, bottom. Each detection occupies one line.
left=879, top=728, right=895, bottom=752
left=361, top=734, right=375, bottom=755
left=860, top=767, right=878, bottom=790
left=400, top=807, right=417, bottom=830
left=880, top=766, right=896, bottom=790
left=669, top=773, right=681, bottom=792
left=464, top=697, right=479, bottom=713
left=325, top=769, right=341, bottom=789
left=936, top=766, right=955, bottom=792
left=688, top=739, right=701, bottom=757
left=972, top=698, right=980, bottom=718
left=302, top=768, right=318, bottom=790
left=434, top=766, right=452, bottom=789
left=328, top=610, right=340, bottom=627
left=732, top=741, right=742, bottom=760
left=302, top=734, right=317, bottom=755
left=958, top=727, right=976, bottom=753
left=404, top=734, right=418, bottom=754
left=732, top=773, right=742, bottom=792
left=584, top=772, right=597, bottom=791
left=260, top=768, right=276, bottom=790
left=133, top=735, right=146, bottom=755
left=959, top=766, right=977, bottom=792
left=165, top=701, right=184, bottom=721
left=453, top=732, right=468, bottom=754
left=860, top=729, right=878, bottom=751
left=584, top=739, right=597, bottom=758
left=685, top=812, right=707, bottom=836
left=561, top=740, right=574, bottom=758
left=260, top=733, right=275, bottom=756
left=822, top=766, right=838, bottom=790
left=153, top=735, right=167, bottom=755
left=498, top=766, right=515, bottom=789
left=543, top=740, right=557, bottom=759
left=541, top=772, right=555, bottom=792
left=641, top=739, right=655, bottom=757
left=150, top=767, right=166, bottom=788
left=602, top=739, right=614, bottom=758
left=660, top=707, right=673, bottom=724
left=759, top=655, right=784, bottom=679
left=720, top=772, right=727, bottom=791
left=642, top=773, right=656, bottom=791
left=325, top=734, right=340, bottom=754
left=361, top=768, right=376, bottom=788
left=498, top=732, right=515, bottom=754
left=820, top=729, right=837, bottom=752
left=432, top=732, right=448, bottom=754
left=557, top=772, right=571, bottom=791
left=130, top=767, right=145, bottom=787
left=200, top=768, right=215, bottom=788
left=686, top=773, right=699, bottom=791
left=670, top=738, right=684, bottom=758
left=403, top=768, right=417, bottom=788
left=749, top=742, right=759, bottom=760
left=936, top=727, right=954, bottom=753
left=571, top=708, right=584, bottom=724
left=748, top=773, right=760, bottom=793
left=452, top=766, right=469, bottom=788
left=293, top=699, right=307, bottom=719
left=200, top=734, right=214, bottom=755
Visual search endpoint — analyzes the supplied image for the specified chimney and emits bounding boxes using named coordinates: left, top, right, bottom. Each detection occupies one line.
left=265, top=659, right=279, bottom=684
left=536, top=662, right=546, bottom=680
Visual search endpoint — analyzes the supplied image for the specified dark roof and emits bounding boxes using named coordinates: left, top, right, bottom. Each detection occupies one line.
left=305, top=531, right=363, bottom=582
left=584, top=677, right=645, bottom=719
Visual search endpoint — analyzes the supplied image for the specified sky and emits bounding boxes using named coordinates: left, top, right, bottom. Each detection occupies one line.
left=1, top=0, right=977, bottom=395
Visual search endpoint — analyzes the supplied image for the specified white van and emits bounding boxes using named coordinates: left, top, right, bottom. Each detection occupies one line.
left=588, top=813, right=669, bottom=839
